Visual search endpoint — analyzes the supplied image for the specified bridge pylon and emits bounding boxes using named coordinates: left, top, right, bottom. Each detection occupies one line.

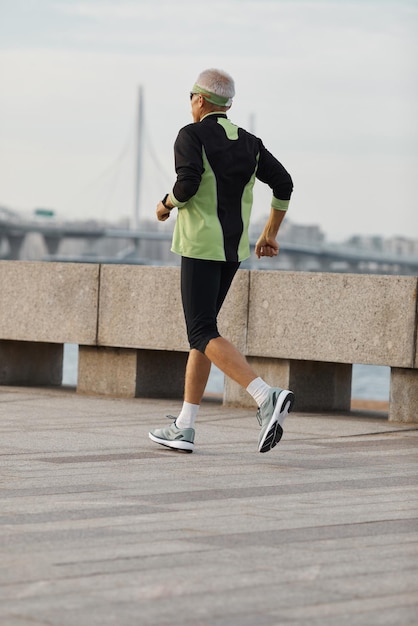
left=6, top=233, right=26, bottom=260
left=43, top=235, right=62, bottom=256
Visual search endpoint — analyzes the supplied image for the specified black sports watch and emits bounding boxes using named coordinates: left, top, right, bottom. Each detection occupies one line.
left=162, top=193, right=172, bottom=210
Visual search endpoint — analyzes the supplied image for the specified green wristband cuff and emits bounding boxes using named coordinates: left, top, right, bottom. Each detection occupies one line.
left=271, top=197, right=289, bottom=211
left=169, top=192, right=187, bottom=208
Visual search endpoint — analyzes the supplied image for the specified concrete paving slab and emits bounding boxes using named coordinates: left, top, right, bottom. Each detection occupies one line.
left=0, top=386, right=417, bottom=626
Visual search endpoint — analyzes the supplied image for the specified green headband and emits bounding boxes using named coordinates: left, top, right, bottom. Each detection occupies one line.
left=192, top=83, right=233, bottom=106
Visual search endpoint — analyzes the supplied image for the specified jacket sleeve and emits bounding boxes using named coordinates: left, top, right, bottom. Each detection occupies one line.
left=256, top=140, right=293, bottom=202
left=170, top=126, right=204, bottom=206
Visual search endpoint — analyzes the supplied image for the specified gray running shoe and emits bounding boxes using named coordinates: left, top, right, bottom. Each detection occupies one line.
left=257, top=387, right=294, bottom=453
left=149, top=419, right=195, bottom=453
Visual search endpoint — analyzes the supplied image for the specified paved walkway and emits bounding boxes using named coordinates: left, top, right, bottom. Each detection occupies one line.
left=1, top=386, right=417, bottom=626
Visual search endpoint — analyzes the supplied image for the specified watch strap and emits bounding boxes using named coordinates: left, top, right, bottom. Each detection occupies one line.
left=162, top=194, right=172, bottom=209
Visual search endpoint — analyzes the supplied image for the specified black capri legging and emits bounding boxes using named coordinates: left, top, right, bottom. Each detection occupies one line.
left=181, top=256, right=240, bottom=354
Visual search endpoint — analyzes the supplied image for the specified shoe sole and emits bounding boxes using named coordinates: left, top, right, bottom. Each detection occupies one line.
left=258, top=390, right=294, bottom=453
left=148, top=432, right=194, bottom=453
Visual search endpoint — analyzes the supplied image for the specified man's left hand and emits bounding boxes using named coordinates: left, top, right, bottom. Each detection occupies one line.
left=156, top=201, right=171, bottom=221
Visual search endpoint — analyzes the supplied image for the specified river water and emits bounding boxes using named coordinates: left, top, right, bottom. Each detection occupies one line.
left=63, top=344, right=390, bottom=401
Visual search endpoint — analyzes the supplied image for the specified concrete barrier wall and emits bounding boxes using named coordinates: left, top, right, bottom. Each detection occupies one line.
left=78, top=265, right=250, bottom=398
left=1, top=261, right=417, bottom=422
left=0, top=261, right=99, bottom=344
left=0, top=261, right=99, bottom=387
left=98, top=266, right=187, bottom=351
left=97, top=265, right=249, bottom=352
left=247, top=272, right=417, bottom=367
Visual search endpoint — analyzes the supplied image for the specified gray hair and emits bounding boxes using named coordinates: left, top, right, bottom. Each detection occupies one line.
left=195, top=68, right=235, bottom=105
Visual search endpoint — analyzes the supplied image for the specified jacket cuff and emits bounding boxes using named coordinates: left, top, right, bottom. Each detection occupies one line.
left=169, top=192, right=188, bottom=208
left=272, top=197, right=290, bottom=211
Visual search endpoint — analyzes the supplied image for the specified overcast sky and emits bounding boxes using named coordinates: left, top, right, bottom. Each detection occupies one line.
left=0, top=0, right=417, bottom=242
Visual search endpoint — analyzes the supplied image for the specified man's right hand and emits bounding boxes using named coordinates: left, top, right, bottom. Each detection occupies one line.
left=255, top=235, right=279, bottom=259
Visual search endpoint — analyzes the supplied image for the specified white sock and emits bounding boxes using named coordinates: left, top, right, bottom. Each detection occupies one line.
left=246, top=377, right=271, bottom=407
left=175, top=401, right=200, bottom=429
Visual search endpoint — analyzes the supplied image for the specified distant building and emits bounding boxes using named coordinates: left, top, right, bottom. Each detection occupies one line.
left=249, top=217, right=325, bottom=245
left=346, top=234, right=418, bottom=258
left=384, top=237, right=418, bottom=258
left=347, top=235, right=383, bottom=251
